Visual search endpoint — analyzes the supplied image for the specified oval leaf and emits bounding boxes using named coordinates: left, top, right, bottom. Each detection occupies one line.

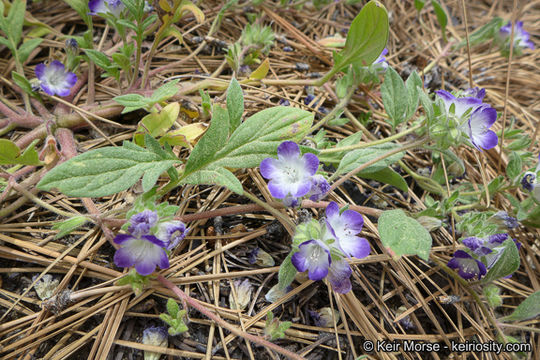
left=378, top=209, right=432, bottom=260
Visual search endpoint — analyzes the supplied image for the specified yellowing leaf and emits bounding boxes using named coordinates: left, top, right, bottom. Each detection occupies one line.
left=248, top=58, right=270, bottom=80
left=0, top=139, right=43, bottom=166
left=317, top=35, right=346, bottom=48
left=176, top=1, right=205, bottom=24
left=159, top=0, right=172, bottom=12
left=160, top=123, right=207, bottom=147
left=134, top=102, right=180, bottom=146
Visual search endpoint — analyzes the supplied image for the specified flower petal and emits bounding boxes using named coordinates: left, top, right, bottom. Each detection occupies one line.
left=277, top=141, right=300, bottom=160
left=114, top=246, right=136, bottom=268
left=328, top=259, right=352, bottom=294
left=340, top=236, right=370, bottom=259
left=35, top=63, right=46, bottom=80
left=259, top=158, right=280, bottom=179
left=302, top=153, right=319, bottom=176
left=267, top=179, right=288, bottom=199
left=114, top=233, right=134, bottom=244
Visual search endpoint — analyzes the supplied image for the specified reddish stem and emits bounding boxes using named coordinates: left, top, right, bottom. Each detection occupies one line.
left=156, top=275, right=305, bottom=360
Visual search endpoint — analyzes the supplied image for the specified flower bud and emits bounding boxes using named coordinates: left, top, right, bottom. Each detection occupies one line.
left=265, top=284, right=292, bottom=303
left=229, top=279, right=253, bottom=310
left=308, top=307, right=340, bottom=327
left=248, top=248, right=275, bottom=267
left=142, top=326, right=168, bottom=360
left=489, top=211, right=518, bottom=230
left=65, top=38, right=79, bottom=54
left=417, top=216, right=442, bottom=232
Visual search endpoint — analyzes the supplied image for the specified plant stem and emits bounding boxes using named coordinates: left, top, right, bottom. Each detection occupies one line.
left=310, top=87, right=355, bottom=133
left=431, top=257, right=508, bottom=345
left=328, top=138, right=427, bottom=187
left=320, top=123, right=423, bottom=154
left=157, top=275, right=306, bottom=360
left=242, top=191, right=296, bottom=236
left=398, top=160, right=444, bottom=195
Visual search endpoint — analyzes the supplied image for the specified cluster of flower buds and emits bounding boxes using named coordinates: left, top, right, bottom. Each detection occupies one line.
left=448, top=233, right=520, bottom=279
left=114, top=210, right=187, bottom=276
left=521, top=154, right=540, bottom=202
left=260, top=141, right=330, bottom=207
left=434, top=87, right=498, bottom=151
left=289, top=202, right=370, bottom=293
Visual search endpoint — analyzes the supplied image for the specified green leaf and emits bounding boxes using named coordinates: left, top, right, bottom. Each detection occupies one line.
left=184, top=105, right=229, bottom=175
left=431, top=0, right=447, bottom=41
left=502, top=290, right=540, bottom=322
left=18, top=38, right=43, bottom=63
left=483, top=284, right=502, bottom=308
left=506, top=151, right=522, bottom=179
left=381, top=67, right=408, bottom=128
left=64, top=0, right=92, bottom=24
left=359, top=167, right=408, bottom=192
left=150, top=80, right=180, bottom=103
left=113, top=93, right=148, bottom=113
left=84, top=49, right=112, bottom=70
left=182, top=166, right=243, bottom=194
left=181, top=106, right=313, bottom=194
left=454, top=17, right=503, bottom=49
left=0, top=139, right=42, bottom=165
left=336, top=143, right=404, bottom=176
left=278, top=252, right=296, bottom=290
left=378, top=209, right=432, bottom=260
left=37, top=142, right=180, bottom=197
left=334, top=0, right=389, bottom=71
left=12, top=71, right=35, bottom=96
left=405, top=71, right=422, bottom=121
left=8, top=0, right=25, bottom=46
left=414, top=0, right=425, bottom=11
left=481, top=239, right=520, bottom=284
left=318, top=131, right=363, bottom=164
left=52, top=216, right=89, bottom=239
left=134, top=102, right=180, bottom=145
left=226, top=78, right=244, bottom=134
left=166, top=298, right=179, bottom=318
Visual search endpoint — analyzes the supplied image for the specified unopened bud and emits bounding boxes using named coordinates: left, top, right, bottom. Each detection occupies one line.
left=142, top=326, right=168, bottom=360
left=248, top=248, right=275, bottom=267
left=308, top=307, right=340, bottom=327
left=417, top=216, right=442, bottom=232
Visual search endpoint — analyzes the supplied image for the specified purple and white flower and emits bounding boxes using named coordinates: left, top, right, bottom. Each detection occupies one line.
left=436, top=90, right=483, bottom=118
left=327, top=259, right=353, bottom=293
left=462, top=105, right=498, bottom=150
left=436, top=89, right=498, bottom=150
left=450, top=233, right=521, bottom=279
left=114, top=210, right=169, bottom=276
left=156, top=220, right=187, bottom=250
left=462, top=87, right=486, bottom=100
left=113, top=233, right=169, bottom=276
left=373, top=48, right=388, bottom=70
left=521, top=154, right=540, bottom=201
left=291, top=240, right=331, bottom=281
left=447, top=250, right=487, bottom=280
left=500, top=21, right=535, bottom=50
left=89, top=0, right=125, bottom=17
left=35, top=61, right=77, bottom=97
left=260, top=141, right=319, bottom=207
left=325, top=202, right=370, bottom=259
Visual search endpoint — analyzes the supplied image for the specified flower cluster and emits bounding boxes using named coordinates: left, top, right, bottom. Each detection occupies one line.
left=521, top=154, right=540, bottom=202
left=35, top=61, right=77, bottom=97
left=448, top=233, right=520, bottom=279
left=436, top=87, right=498, bottom=151
left=114, top=210, right=187, bottom=276
left=499, top=21, right=535, bottom=53
left=89, top=0, right=126, bottom=17
left=260, top=141, right=329, bottom=207
left=290, top=202, right=370, bottom=293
